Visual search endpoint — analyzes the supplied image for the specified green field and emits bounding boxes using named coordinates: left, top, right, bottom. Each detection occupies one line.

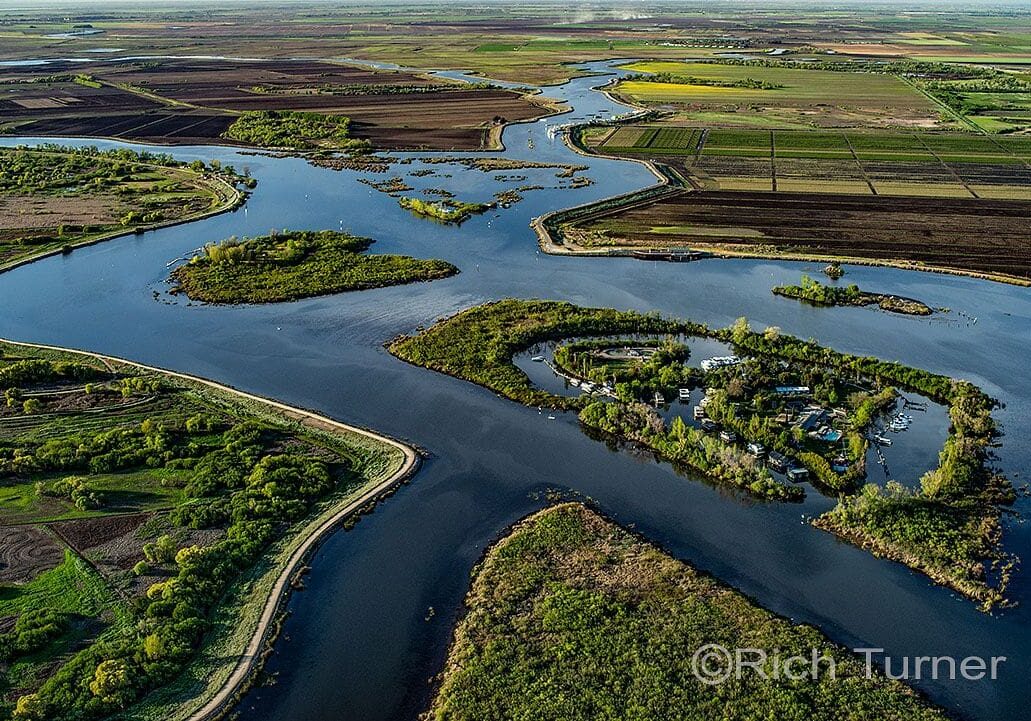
left=590, top=125, right=1031, bottom=198
left=614, top=61, right=941, bottom=129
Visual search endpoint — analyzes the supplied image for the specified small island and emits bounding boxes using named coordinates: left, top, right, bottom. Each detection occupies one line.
left=397, top=196, right=491, bottom=224
left=773, top=275, right=933, bottom=316
left=170, top=230, right=457, bottom=304
left=429, top=503, right=948, bottom=721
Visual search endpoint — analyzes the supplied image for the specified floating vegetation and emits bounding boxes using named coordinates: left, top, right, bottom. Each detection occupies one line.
left=358, top=176, right=413, bottom=193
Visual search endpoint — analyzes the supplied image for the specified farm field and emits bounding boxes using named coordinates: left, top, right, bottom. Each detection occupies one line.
left=0, top=58, right=558, bottom=150
left=585, top=125, right=1031, bottom=198
left=565, top=190, right=1031, bottom=282
left=0, top=340, right=407, bottom=718
left=611, top=61, right=944, bottom=129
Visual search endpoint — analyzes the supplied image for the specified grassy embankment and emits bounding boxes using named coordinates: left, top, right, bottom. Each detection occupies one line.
left=429, top=503, right=949, bottom=721
left=0, top=340, right=408, bottom=719
left=389, top=299, right=1014, bottom=607
left=773, top=275, right=933, bottom=316
left=170, top=230, right=457, bottom=304
left=0, top=145, right=247, bottom=273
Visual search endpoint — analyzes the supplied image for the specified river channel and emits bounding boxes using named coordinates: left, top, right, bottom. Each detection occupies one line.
left=0, top=59, right=1028, bottom=721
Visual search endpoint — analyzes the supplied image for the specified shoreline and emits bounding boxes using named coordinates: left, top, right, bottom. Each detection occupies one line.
left=0, top=337, right=421, bottom=721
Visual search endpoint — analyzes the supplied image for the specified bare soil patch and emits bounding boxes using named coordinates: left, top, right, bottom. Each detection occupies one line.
left=0, top=59, right=553, bottom=150
left=575, top=190, right=1031, bottom=280
left=0, top=525, right=65, bottom=584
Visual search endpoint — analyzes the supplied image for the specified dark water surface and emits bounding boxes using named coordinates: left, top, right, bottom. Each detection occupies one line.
left=1, top=61, right=1029, bottom=721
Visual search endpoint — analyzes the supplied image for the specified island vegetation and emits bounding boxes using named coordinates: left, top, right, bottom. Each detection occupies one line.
left=0, top=145, right=247, bottom=272
left=170, top=230, right=457, bottom=304
left=773, top=275, right=933, bottom=316
left=397, top=197, right=491, bottom=224
left=389, top=299, right=1013, bottom=605
left=0, top=340, right=408, bottom=720
left=222, top=110, right=371, bottom=151
left=429, top=502, right=949, bottom=721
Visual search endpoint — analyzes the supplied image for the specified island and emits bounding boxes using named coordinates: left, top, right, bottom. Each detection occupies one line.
left=0, top=145, right=247, bottom=273
left=773, top=275, right=933, bottom=316
left=169, top=230, right=457, bottom=304
left=397, top=197, right=491, bottom=224
left=389, top=299, right=1013, bottom=608
left=0, top=339, right=414, bottom=720
left=428, top=502, right=948, bottom=721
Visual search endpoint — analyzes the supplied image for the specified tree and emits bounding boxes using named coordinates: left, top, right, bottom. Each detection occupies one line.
left=12, top=693, right=45, bottom=720
left=731, top=317, right=751, bottom=345
left=89, top=659, right=133, bottom=704
left=22, top=398, right=42, bottom=415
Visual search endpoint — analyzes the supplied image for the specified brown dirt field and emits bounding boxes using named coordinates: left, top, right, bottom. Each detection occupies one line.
left=0, top=525, right=65, bottom=584
left=577, top=190, right=1031, bottom=279
left=0, top=196, right=125, bottom=232
left=0, top=58, right=553, bottom=150
left=51, top=513, right=152, bottom=554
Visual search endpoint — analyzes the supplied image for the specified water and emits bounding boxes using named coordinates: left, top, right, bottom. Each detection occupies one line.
left=0, top=60, right=1029, bottom=721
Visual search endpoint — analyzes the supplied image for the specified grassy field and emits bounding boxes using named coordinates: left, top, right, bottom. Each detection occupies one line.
left=613, top=61, right=942, bottom=129
left=587, top=125, right=1031, bottom=199
left=429, top=503, right=949, bottom=721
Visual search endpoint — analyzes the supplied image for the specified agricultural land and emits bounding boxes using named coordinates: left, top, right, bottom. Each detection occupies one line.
left=0, top=340, right=409, bottom=720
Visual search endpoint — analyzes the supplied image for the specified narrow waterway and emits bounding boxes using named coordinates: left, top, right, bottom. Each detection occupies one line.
left=0, top=60, right=1028, bottom=721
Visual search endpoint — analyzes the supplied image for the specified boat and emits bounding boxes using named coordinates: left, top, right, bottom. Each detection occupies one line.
left=530, top=355, right=545, bottom=362
left=569, top=378, right=580, bottom=387
left=653, top=392, right=665, bottom=405
left=678, top=388, right=691, bottom=401
left=693, top=406, right=706, bottom=420
left=873, top=435, right=893, bottom=446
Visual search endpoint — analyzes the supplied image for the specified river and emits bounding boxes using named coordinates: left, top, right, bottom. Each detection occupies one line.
left=0, top=60, right=1028, bottom=721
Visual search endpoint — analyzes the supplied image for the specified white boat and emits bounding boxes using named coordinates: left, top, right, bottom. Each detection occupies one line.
left=531, top=355, right=545, bottom=362
left=569, top=378, right=580, bottom=387
left=653, top=392, right=665, bottom=405
left=678, top=388, right=691, bottom=400
left=873, top=435, right=893, bottom=446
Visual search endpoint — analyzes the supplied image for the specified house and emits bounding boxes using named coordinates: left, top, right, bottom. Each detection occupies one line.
left=767, top=451, right=789, bottom=472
